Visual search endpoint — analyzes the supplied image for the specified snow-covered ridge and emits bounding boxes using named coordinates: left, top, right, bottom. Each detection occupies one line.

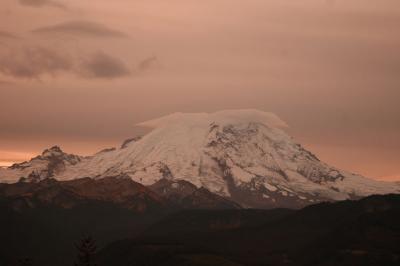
left=0, top=109, right=399, bottom=208
left=0, top=146, right=82, bottom=183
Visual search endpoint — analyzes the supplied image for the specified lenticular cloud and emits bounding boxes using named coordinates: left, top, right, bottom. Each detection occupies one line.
left=136, top=109, right=289, bottom=129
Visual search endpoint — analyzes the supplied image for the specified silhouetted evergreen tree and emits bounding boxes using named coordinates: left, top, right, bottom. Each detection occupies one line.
left=74, top=236, right=97, bottom=266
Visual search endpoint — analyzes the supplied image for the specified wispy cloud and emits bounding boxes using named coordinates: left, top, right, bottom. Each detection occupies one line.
left=0, top=46, right=72, bottom=79
left=32, top=21, right=128, bottom=38
left=0, top=46, right=131, bottom=80
left=137, top=56, right=158, bottom=72
left=18, top=0, right=66, bottom=9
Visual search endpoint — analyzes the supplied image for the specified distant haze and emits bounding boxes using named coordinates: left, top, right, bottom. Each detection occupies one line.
left=0, top=0, right=399, bottom=180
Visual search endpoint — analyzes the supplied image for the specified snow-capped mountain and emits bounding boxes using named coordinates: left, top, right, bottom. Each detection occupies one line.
left=0, top=146, right=82, bottom=183
left=1, top=110, right=399, bottom=208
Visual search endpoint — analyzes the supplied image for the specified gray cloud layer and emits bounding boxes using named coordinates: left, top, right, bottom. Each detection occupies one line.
left=32, top=21, right=128, bottom=38
left=18, top=0, right=66, bottom=9
left=0, top=46, right=130, bottom=79
left=79, top=52, right=131, bottom=79
left=0, top=46, right=72, bottom=78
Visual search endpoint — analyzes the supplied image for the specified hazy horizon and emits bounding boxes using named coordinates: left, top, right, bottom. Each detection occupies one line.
left=1, top=0, right=399, bottom=181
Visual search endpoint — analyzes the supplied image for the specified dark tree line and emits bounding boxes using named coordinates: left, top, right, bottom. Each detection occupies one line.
left=15, top=236, right=98, bottom=266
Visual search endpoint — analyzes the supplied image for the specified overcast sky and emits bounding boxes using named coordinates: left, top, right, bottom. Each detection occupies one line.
left=0, top=0, right=399, bottom=180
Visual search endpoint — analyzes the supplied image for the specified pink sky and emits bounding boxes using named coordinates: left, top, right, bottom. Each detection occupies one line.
left=0, top=0, right=399, bottom=180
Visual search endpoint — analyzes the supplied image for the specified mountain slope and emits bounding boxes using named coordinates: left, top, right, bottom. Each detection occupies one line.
left=1, top=110, right=399, bottom=208
left=0, top=175, right=240, bottom=212
left=0, top=175, right=166, bottom=212
left=97, top=194, right=400, bottom=266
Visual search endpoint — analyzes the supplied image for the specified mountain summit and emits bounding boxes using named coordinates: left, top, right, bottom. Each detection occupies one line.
left=1, top=146, right=82, bottom=183
left=1, top=110, right=399, bottom=208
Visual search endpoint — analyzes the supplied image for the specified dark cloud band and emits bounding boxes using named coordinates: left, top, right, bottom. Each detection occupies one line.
left=79, top=52, right=131, bottom=79
left=0, top=31, right=19, bottom=40
left=18, top=0, right=66, bottom=9
left=32, top=21, right=128, bottom=38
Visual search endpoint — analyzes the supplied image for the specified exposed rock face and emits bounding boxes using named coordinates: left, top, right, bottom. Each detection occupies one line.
left=149, top=178, right=198, bottom=201
left=96, top=147, right=117, bottom=154
left=181, top=187, right=242, bottom=210
left=120, top=136, right=142, bottom=149
left=149, top=178, right=241, bottom=210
